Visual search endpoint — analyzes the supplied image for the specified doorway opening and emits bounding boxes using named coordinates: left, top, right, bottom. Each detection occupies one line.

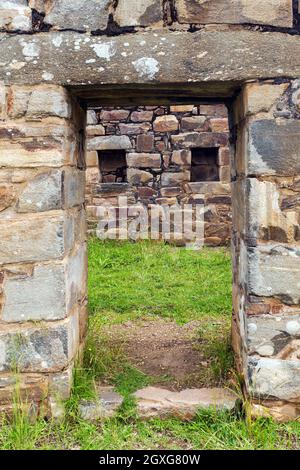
left=84, top=98, right=234, bottom=393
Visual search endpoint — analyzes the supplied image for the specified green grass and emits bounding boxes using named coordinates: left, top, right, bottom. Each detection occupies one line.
left=0, top=239, right=299, bottom=450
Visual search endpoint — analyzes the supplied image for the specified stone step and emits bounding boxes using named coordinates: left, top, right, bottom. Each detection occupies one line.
left=134, top=386, right=238, bottom=420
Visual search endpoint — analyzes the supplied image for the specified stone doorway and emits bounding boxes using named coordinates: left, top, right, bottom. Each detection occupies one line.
left=1, top=80, right=300, bottom=421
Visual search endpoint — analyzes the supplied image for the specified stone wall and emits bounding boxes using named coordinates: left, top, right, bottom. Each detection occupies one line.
left=0, top=84, right=87, bottom=417
left=86, top=103, right=231, bottom=246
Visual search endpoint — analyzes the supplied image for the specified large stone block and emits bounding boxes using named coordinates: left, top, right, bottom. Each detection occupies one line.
left=161, top=171, right=190, bottom=186
left=247, top=314, right=300, bottom=358
left=248, top=120, right=300, bottom=176
left=114, top=0, right=163, bottom=27
left=17, top=170, right=62, bottom=213
left=171, top=132, right=228, bottom=148
left=176, top=0, right=293, bottom=28
left=63, top=168, right=85, bottom=209
left=0, top=123, right=76, bottom=167
left=248, top=244, right=300, bottom=304
left=248, top=357, right=300, bottom=401
left=87, top=135, right=132, bottom=151
left=0, top=1, right=32, bottom=32
left=0, top=313, right=79, bottom=372
left=0, top=212, right=73, bottom=264
left=153, top=115, right=179, bottom=133
left=127, top=153, right=161, bottom=169
left=26, top=86, right=71, bottom=120
left=44, top=0, right=111, bottom=32
left=65, top=243, right=87, bottom=313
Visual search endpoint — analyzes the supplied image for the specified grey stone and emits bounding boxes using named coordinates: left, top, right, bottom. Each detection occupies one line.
left=134, top=386, right=237, bottom=419
left=86, top=110, right=98, bottom=125
left=248, top=357, right=300, bottom=401
left=248, top=244, right=300, bottom=304
left=63, top=168, right=85, bottom=208
left=0, top=313, right=79, bottom=372
left=79, top=386, right=123, bottom=421
left=49, top=367, right=73, bottom=400
left=0, top=213, right=71, bottom=264
left=127, top=153, right=161, bottom=169
left=26, top=87, right=71, bottom=120
left=247, top=314, right=300, bottom=358
left=2, top=31, right=300, bottom=88
left=17, top=170, right=62, bottom=213
left=248, top=120, right=300, bottom=176
left=0, top=1, right=32, bottom=32
left=127, top=168, right=153, bottom=185
left=114, top=0, right=163, bottom=27
left=44, top=0, right=111, bottom=32
left=87, top=135, right=132, bottom=151
left=161, top=171, right=190, bottom=186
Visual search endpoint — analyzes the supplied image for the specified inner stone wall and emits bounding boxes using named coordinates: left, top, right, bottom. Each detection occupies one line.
left=86, top=103, right=231, bottom=245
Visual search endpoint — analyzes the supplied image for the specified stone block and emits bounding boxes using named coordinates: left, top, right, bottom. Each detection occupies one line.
left=114, top=0, right=163, bottom=27
left=0, top=184, right=15, bottom=212
left=153, top=115, right=179, bottom=133
left=218, top=147, right=230, bottom=166
left=131, top=110, right=153, bottom=122
left=161, top=171, right=190, bottom=186
left=248, top=243, right=300, bottom=304
left=185, top=181, right=231, bottom=195
left=171, top=149, right=191, bottom=166
left=170, top=105, right=194, bottom=113
left=243, top=82, right=288, bottom=117
left=0, top=212, right=73, bottom=264
left=248, top=119, right=300, bottom=176
left=44, top=0, right=111, bottom=32
left=0, top=83, right=6, bottom=120
left=17, top=170, right=62, bottom=213
left=181, top=116, right=208, bottom=131
left=176, top=0, right=293, bottom=28
left=65, top=243, right=87, bottom=313
left=0, top=1, right=32, bottom=32
left=79, top=386, right=123, bottom=421
left=87, top=135, right=132, bottom=151
left=0, top=313, right=79, bottom=372
left=127, top=153, right=161, bottom=169
left=136, top=134, right=154, bottom=152
left=210, top=118, right=229, bottom=133
left=199, top=104, right=228, bottom=117
left=86, top=110, right=98, bottom=125
left=49, top=366, right=73, bottom=401
left=86, top=124, right=105, bottom=136
left=86, top=151, right=98, bottom=167
left=0, top=374, right=48, bottom=405
left=119, top=123, right=151, bottom=135
left=26, top=86, right=71, bottom=120
left=100, top=109, right=130, bottom=121
left=127, top=168, right=153, bottom=185
left=248, top=357, right=300, bottom=401
left=247, top=314, right=300, bottom=358
left=63, top=168, right=85, bottom=208
left=171, top=132, right=228, bottom=148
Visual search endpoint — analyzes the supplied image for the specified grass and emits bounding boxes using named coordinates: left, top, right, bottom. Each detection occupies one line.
left=0, top=239, right=299, bottom=450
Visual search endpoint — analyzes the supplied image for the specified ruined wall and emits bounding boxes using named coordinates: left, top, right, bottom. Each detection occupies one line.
left=86, top=103, right=231, bottom=246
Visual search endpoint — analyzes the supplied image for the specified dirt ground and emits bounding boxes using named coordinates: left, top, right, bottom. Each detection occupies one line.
left=103, top=319, right=226, bottom=390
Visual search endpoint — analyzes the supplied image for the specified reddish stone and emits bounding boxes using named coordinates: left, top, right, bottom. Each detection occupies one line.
left=131, top=111, right=153, bottom=122
left=119, top=123, right=151, bottom=135
left=136, top=134, right=154, bottom=152
left=211, top=118, right=229, bottom=132
left=218, top=147, right=230, bottom=166
left=199, top=104, right=228, bottom=117
left=181, top=116, right=210, bottom=132
left=153, top=115, right=179, bottom=132
left=100, top=109, right=130, bottom=121
left=138, top=187, right=157, bottom=198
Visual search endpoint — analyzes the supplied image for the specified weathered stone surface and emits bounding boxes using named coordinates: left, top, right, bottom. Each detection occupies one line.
left=44, top=0, right=111, bottom=32
left=247, top=314, right=300, bottom=358
left=242, top=82, right=288, bottom=117
left=248, top=120, right=300, bottom=176
left=0, top=213, right=72, bottom=263
left=119, top=123, right=151, bottom=135
left=127, top=168, right=153, bottom=184
left=171, top=149, right=191, bottom=166
left=0, top=374, right=48, bottom=405
left=171, top=132, right=227, bottom=148
left=170, top=105, right=194, bottom=113
left=49, top=367, right=73, bottom=400
left=153, top=115, right=179, bottom=133
left=0, top=313, right=79, bottom=372
left=0, top=184, right=15, bottom=212
left=127, top=153, right=161, bottom=169
left=176, top=0, right=293, bottom=28
left=0, top=83, right=6, bottom=120
left=0, top=1, right=32, bottom=32
left=86, top=124, right=105, bottom=136
left=161, top=171, right=190, bottom=186
left=134, top=386, right=237, bottom=419
left=26, top=87, right=71, bottom=120
left=63, top=168, right=85, bottom=209
left=17, top=170, right=62, bottom=213
left=184, top=181, right=231, bottom=195
left=79, top=386, right=123, bottom=421
left=248, top=244, right=300, bottom=304
left=2, top=31, right=300, bottom=87
left=87, top=135, right=132, bottom=151
left=131, top=110, right=153, bottom=122
left=100, top=109, right=130, bottom=121
left=248, top=357, right=300, bottom=401
left=86, top=110, right=98, bottom=125
left=181, top=116, right=207, bottom=131
left=136, top=134, right=154, bottom=152
left=114, top=0, right=163, bottom=27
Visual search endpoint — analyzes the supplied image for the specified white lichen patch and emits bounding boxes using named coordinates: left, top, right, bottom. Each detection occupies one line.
left=42, top=72, right=54, bottom=81
left=52, top=35, right=63, bottom=48
left=91, top=42, right=116, bottom=61
left=21, top=41, right=40, bottom=61
left=132, top=57, right=159, bottom=80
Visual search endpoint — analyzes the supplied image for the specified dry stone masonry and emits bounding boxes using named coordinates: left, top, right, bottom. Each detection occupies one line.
left=86, top=103, right=231, bottom=245
left=1, top=1, right=300, bottom=421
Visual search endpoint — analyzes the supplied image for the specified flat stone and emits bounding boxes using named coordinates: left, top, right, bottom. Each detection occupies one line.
left=86, top=110, right=98, bottom=125
left=181, top=116, right=208, bottom=131
left=127, top=168, right=153, bottom=184
left=134, top=386, right=237, bottom=419
left=170, top=105, right=194, bottom=113
left=100, top=109, right=130, bottom=121
left=248, top=357, right=300, bottom=401
left=17, top=170, right=62, bottom=213
left=171, top=149, right=191, bottom=166
left=171, top=132, right=228, bottom=148
left=127, top=152, right=161, bottom=169
left=136, top=134, right=154, bottom=152
left=176, top=0, right=293, bottom=28
left=131, top=110, right=153, bottom=122
left=86, top=124, right=105, bottom=136
left=26, top=87, right=71, bottom=120
left=0, top=312, right=79, bottom=373
left=44, top=0, right=111, bottom=32
left=87, top=135, right=132, bottom=151
left=161, top=171, right=190, bottom=186
left=153, top=115, right=179, bottom=133
left=119, top=123, right=151, bottom=135
left=114, top=0, right=163, bottom=27
left=2, top=31, right=300, bottom=87
left=79, top=386, right=123, bottom=421
left=248, top=119, right=300, bottom=176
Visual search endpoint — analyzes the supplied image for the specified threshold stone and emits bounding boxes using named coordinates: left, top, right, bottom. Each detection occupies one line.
left=134, top=386, right=237, bottom=419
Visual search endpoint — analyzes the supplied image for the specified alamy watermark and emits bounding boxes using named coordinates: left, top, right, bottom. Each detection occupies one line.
left=93, top=196, right=205, bottom=250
